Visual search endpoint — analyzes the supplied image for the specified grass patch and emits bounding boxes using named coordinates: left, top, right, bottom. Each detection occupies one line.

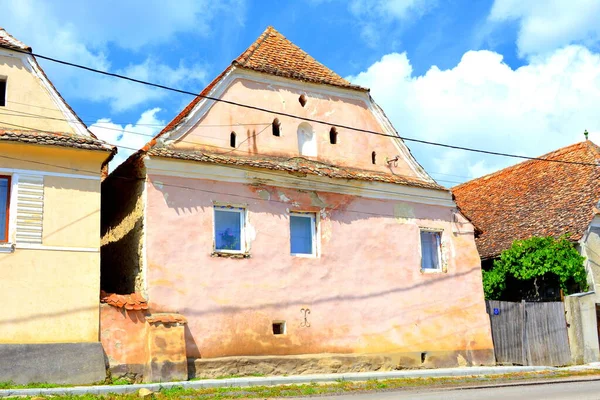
left=5, top=369, right=600, bottom=399
left=0, top=381, right=62, bottom=389
left=191, top=372, right=266, bottom=380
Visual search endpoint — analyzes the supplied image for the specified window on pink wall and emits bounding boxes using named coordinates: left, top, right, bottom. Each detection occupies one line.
left=214, top=206, right=245, bottom=253
left=420, top=230, right=442, bottom=270
left=290, top=212, right=317, bottom=256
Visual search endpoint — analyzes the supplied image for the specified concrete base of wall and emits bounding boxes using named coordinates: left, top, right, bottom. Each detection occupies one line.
left=188, top=350, right=496, bottom=379
left=565, top=293, right=600, bottom=364
left=0, top=342, right=106, bottom=385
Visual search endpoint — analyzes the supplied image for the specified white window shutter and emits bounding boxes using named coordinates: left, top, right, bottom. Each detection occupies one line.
left=15, top=174, right=44, bottom=244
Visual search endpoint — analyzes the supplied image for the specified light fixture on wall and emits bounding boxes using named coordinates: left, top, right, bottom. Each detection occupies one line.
left=386, top=155, right=400, bottom=167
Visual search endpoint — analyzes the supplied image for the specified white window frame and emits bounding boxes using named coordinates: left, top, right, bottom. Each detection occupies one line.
left=290, top=211, right=318, bottom=258
left=0, top=173, right=17, bottom=253
left=419, top=228, right=443, bottom=273
left=213, top=205, right=247, bottom=254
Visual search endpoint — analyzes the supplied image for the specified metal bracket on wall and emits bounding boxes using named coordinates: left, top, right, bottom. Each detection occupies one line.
left=300, top=308, right=311, bottom=327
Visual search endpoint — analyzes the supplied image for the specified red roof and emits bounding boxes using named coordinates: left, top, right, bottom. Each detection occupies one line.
left=452, top=141, right=600, bottom=259
left=0, top=129, right=112, bottom=152
left=100, top=290, right=149, bottom=311
left=234, top=26, right=365, bottom=91
left=148, top=147, right=445, bottom=190
left=0, top=27, right=30, bottom=51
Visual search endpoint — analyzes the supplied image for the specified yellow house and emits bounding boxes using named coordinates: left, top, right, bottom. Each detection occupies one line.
left=0, top=28, right=114, bottom=384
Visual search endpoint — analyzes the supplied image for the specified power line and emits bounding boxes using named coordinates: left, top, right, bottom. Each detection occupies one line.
left=0, top=119, right=591, bottom=214
left=0, top=110, right=468, bottom=183
left=3, top=45, right=598, bottom=168
left=1, top=107, right=273, bottom=128
left=0, top=119, right=464, bottom=198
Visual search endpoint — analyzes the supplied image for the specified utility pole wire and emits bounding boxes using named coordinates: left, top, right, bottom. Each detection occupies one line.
left=2, top=45, right=597, bottom=167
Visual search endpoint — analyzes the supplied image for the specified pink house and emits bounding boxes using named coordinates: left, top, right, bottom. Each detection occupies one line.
left=101, top=27, right=494, bottom=381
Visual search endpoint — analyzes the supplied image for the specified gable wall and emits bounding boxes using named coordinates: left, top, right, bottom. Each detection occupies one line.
left=169, top=74, right=422, bottom=179
left=0, top=51, right=76, bottom=134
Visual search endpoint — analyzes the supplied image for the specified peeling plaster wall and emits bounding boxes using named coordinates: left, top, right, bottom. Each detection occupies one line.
left=144, top=173, right=494, bottom=364
left=101, top=160, right=146, bottom=294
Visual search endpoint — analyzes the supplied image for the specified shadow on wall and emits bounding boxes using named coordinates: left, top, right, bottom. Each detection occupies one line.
left=150, top=178, right=455, bottom=226
left=174, top=266, right=481, bottom=318
left=0, top=305, right=99, bottom=325
left=101, top=218, right=143, bottom=294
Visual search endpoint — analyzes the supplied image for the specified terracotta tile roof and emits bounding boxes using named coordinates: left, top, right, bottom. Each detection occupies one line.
left=233, top=26, right=366, bottom=91
left=0, top=129, right=113, bottom=152
left=0, top=27, right=30, bottom=51
left=147, top=146, right=446, bottom=191
left=146, top=313, right=187, bottom=325
left=100, top=290, right=149, bottom=310
left=452, top=141, right=600, bottom=259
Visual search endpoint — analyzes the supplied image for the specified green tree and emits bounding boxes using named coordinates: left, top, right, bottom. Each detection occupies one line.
left=482, top=235, right=587, bottom=300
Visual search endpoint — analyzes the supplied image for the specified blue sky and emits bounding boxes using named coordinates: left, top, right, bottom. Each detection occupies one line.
left=4, top=0, right=600, bottom=185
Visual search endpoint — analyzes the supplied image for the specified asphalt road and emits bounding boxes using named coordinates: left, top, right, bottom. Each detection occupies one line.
left=312, top=379, right=600, bottom=399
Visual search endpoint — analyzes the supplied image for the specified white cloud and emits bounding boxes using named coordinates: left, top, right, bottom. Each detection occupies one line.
left=81, top=59, right=208, bottom=113
left=90, top=108, right=164, bottom=170
left=489, top=0, right=600, bottom=57
left=348, top=45, right=600, bottom=183
left=2, top=0, right=241, bottom=112
left=313, top=0, right=436, bottom=44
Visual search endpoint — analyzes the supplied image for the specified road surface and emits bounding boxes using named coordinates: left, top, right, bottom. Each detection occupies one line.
left=311, top=379, right=600, bottom=399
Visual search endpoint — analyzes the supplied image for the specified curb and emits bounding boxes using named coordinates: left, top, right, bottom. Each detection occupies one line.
left=0, top=366, right=556, bottom=397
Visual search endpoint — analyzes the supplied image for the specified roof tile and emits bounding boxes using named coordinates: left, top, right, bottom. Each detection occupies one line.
left=452, top=141, right=600, bottom=259
left=100, top=290, right=149, bottom=310
left=234, top=26, right=366, bottom=91
left=148, top=146, right=446, bottom=190
left=0, top=129, right=112, bottom=152
left=0, top=27, right=30, bottom=51
left=146, top=313, right=187, bottom=325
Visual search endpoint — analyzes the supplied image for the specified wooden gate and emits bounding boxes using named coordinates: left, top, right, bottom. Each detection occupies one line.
left=486, top=300, right=571, bottom=366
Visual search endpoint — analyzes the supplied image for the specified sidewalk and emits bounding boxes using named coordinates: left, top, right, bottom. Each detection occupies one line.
left=0, top=365, right=573, bottom=397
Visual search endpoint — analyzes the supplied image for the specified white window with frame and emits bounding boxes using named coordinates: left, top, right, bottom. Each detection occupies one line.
left=213, top=205, right=246, bottom=253
left=420, top=229, right=442, bottom=271
left=290, top=212, right=317, bottom=257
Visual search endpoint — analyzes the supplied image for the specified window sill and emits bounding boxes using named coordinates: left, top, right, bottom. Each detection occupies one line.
left=0, top=243, right=15, bottom=253
left=420, top=268, right=445, bottom=274
left=291, top=253, right=318, bottom=258
left=211, top=251, right=251, bottom=259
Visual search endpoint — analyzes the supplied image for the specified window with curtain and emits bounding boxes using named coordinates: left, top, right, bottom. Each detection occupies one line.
left=290, top=212, right=316, bottom=255
left=420, top=230, right=441, bottom=270
left=214, top=206, right=245, bottom=252
left=0, top=176, right=10, bottom=242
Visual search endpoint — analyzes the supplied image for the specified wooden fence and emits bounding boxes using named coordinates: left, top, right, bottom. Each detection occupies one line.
left=485, top=300, right=571, bottom=366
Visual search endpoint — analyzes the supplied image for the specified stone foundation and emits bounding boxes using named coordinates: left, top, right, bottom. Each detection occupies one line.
left=189, top=349, right=495, bottom=379
left=0, top=342, right=106, bottom=385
